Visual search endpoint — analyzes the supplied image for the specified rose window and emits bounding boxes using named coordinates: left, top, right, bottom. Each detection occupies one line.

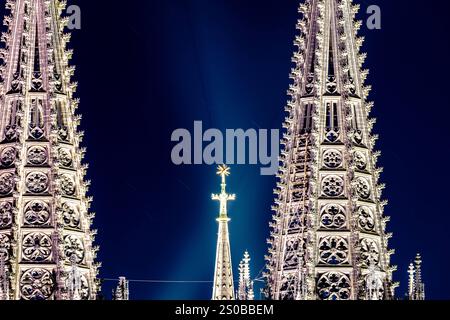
left=358, top=206, right=375, bottom=232
left=355, top=177, right=371, bottom=200
left=0, top=234, right=11, bottom=261
left=0, top=201, right=13, bottom=228
left=0, top=173, right=15, bottom=195
left=27, top=146, right=47, bottom=165
left=60, top=174, right=76, bottom=196
left=317, top=272, right=351, bottom=300
left=354, top=151, right=367, bottom=171
left=62, top=203, right=81, bottom=229
left=26, top=172, right=48, bottom=194
left=320, top=204, right=346, bottom=229
left=64, top=235, right=85, bottom=264
left=58, top=148, right=73, bottom=167
left=319, top=236, right=349, bottom=265
left=22, top=233, right=52, bottom=262
left=24, top=201, right=51, bottom=226
left=323, top=149, right=343, bottom=169
left=322, top=175, right=344, bottom=197
left=0, top=147, right=16, bottom=167
left=20, top=268, right=54, bottom=300
left=360, top=238, right=380, bottom=267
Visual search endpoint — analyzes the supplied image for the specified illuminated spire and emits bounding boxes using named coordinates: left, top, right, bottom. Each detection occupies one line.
left=408, top=263, right=415, bottom=298
left=0, top=0, right=99, bottom=299
left=238, top=251, right=254, bottom=300
left=212, top=165, right=236, bottom=300
left=113, top=277, right=130, bottom=300
left=408, top=254, right=425, bottom=300
left=265, top=0, right=397, bottom=300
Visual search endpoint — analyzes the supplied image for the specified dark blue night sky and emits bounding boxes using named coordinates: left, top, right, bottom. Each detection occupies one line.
left=11, top=0, right=449, bottom=299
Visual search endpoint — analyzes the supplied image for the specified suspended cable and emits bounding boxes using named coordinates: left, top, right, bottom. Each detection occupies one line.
left=102, top=277, right=265, bottom=284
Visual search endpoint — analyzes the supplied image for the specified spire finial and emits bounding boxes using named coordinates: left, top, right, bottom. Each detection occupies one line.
left=211, top=166, right=236, bottom=300
left=212, top=165, right=236, bottom=220
left=113, top=277, right=130, bottom=300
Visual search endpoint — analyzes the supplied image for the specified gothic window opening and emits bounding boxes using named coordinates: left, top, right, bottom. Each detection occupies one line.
left=326, top=30, right=337, bottom=94
left=301, top=104, right=313, bottom=134
left=325, top=102, right=340, bottom=142
left=56, top=101, right=69, bottom=141
left=30, top=25, right=44, bottom=92
left=29, top=99, right=44, bottom=140
left=351, top=104, right=363, bottom=145
left=3, top=101, right=19, bottom=142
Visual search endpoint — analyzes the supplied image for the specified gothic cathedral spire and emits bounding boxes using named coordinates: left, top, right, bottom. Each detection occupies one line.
left=408, top=254, right=425, bottom=300
left=212, top=165, right=235, bottom=300
left=265, top=0, right=397, bottom=300
left=0, top=0, right=99, bottom=300
left=237, top=251, right=254, bottom=300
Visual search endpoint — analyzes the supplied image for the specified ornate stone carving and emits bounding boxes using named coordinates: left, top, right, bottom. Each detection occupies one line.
left=62, top=203, right=80, bottom=229
left=351, top=128, right=363, bottom=145
left=58, top=148, right=73, bottom=167
left=22, top=232, right=52, bottom=262
left=0, top=173, right=14, bottom=195
left=64, top=235, right=85, bottom=264
left=279, top=274, right=296, bottom=300
left=319, top=236, right=349, bottom=265
left=322, top=175, right=344, bottom=197
left=320, top=204, right=346, bottom=229
left=323, top=149, right=342, bottom=169
left=25, top=172, right=49, bottom=194
left=64, top=271, right=90, bottom=300
left=0, top=202, right=13, bottom=228
left=358, top=206, right=376, bottom=232
left=3, top=124, right=18, bottom=142
left=23, top=201, right=51, bottom=226
left=20, top=268, right=54, bottom=300
left=58, top=126, right=69, bottom=142
left=27, top=146, right=47, bottom=165
left=0, top=147, right=16, bottom=167
left=60, top=174, right=76, bottom=196
left=0, top=234, right=11, bottom=261
left=354, top=151, right=367, bottom=171
left=283, top=238, right=301, bottom=269
left=317, top=272, right=351, bottom=300
left=355, top=177, right=371, bottom=200
left=360, top=238, right=380, bottom=267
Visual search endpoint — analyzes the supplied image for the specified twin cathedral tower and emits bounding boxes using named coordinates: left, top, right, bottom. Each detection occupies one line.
left=0, top=0, right=423, bottom=300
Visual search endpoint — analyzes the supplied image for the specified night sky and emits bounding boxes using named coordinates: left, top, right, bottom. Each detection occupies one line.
left=6, top=0, right=449, bottom=299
